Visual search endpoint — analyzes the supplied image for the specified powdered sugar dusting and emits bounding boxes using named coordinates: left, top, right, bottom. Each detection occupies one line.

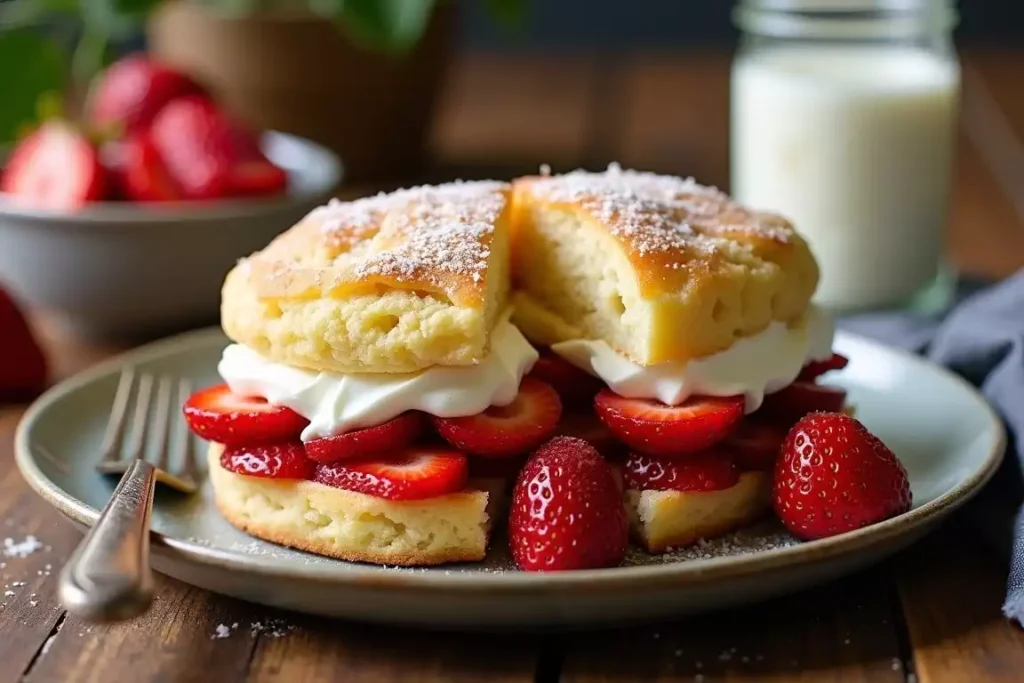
left=528, top=163, right=792, bottom=256
left=622, top=525, right=800, bottom=566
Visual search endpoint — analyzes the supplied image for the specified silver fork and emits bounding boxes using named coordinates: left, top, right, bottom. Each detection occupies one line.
left=59, top=368, right=200, bottom=622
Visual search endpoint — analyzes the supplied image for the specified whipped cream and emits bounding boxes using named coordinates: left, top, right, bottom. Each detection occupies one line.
left=218, top=317, right=539, bottom=441
left=551, top=306, right=835, bottom=413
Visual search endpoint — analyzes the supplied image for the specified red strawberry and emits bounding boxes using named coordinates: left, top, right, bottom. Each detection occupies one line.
left=149, top=95, right=234, bottom=200
left=432, top=378, right=562, bottom=458
left=87, top=54, right=205, bottom=133
left=594, top=390, right=744, bottom=457
left=220, top=442, right=313, bottom=480
left=725, top=419, right=786, bottom=471
left=183, top=384, right=308, bottom=446
left=509, top=436, right=628, bottom=571
left=304, top=412, right=424, bottom=463
left=1, top=122, right=107, bottom=211
left=114, top=134, right=181, bottom=202
left=623, top=450, right=739, bottom=492
left=798, top=353, right=849, bottom=381
left=0, top=287, right=47, bottom=401
left=527, top=352, right=604, bottom=405
left=555, top=411, right=626, bottom=461
left=759, top=382, right=847, bottom=427
left=314, top=448, right=468, bottom=501
left=774, top=412, right=912, bottom=540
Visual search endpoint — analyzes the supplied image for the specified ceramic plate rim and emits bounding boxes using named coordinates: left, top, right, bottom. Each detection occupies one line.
left=15, top=327, right=1006, bottom=595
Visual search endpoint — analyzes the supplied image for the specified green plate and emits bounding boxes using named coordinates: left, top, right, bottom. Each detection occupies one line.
left=15, top=328, right=1005, bottom=628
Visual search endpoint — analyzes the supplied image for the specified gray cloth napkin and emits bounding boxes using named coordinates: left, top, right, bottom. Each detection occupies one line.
left=838, top=270, right=1024, bottom=623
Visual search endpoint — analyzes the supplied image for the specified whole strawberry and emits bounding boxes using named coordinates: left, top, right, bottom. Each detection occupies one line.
left=773, top=412, right=911, bottom=540
left=509, top=436, right=628, bottom=571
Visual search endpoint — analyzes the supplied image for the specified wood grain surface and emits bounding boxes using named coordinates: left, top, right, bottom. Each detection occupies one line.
left=1, top=48, right=1023, bottom=682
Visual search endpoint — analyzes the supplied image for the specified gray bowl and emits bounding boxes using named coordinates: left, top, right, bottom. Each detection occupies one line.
left=0, top=132, right=342, bottom=339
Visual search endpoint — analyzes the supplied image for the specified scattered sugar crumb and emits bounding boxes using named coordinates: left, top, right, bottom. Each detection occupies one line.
left=3, top=536, right=43, bottom=558
left=4, top=590, right=14, bottom=597
left=907, top=674, right=918, bottom=683
left=29, top=600, right=38, bottom=607
left=843, top=638, right=850, bottom=645
left=892, top=658, right=902, bottom=671
left=251, top=618, right=294, bottom=638
left=212, top=624, right=232, bottom=640
left=623, top=526, right=799, bottom=565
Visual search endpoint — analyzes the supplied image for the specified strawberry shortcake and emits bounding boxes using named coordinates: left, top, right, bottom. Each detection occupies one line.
left=180, top=165, right=888, bottom=571
left=183, top=181, right=564, bottom=566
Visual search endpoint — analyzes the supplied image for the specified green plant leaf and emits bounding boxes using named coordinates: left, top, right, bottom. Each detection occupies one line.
left=0, top=29, right=65, bottom=144
left=340, top=0, right=437, bottom=52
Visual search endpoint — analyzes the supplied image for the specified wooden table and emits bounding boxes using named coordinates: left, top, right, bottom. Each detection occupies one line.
left=2, top=49, right=1024, bottom=682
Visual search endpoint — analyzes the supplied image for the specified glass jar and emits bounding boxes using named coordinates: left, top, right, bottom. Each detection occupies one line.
left=730, top=0, right=960, bottom=312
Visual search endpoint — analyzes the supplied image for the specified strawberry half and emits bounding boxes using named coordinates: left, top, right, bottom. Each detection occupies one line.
left=1, top=121, right=108, bottom=211
left=314, top=448, right=468, bottom=501
left=623, top=450, right=739, bottom=492
left=509, top=436, right=628, bottom=571
left=304, top=412, right=424, bottom=463
left=149, top=95, right=235, bottom=200
left=594, top=390, right=744, bottom=457
left=220, top=442, right=313, bottom=480
left=798, top=353, right=849, bottom=381
left=183, top=384, right=308, bottom=446
left=774, top=412, right=911, bottom=540
left=432, top=378, right=562, bottom=458
left=759, top=381, right=847, bottom=427
left=724, top=418, right=787, bottom=471
left=527, top=352, right=604, bottom=406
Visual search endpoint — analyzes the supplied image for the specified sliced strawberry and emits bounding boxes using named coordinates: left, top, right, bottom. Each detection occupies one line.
left=594, top=390, right=744, bottom=458
left=759, top=382, right=847, bottom=427
left=1, top=122, right=107, bottom=211
left=527, top=352, right=604, bottom=406
left=798, top=353, right=849, bottom=381
left=115, top=133, right=182, bottom=202
left=87, top=53, right=206, bottom=133
left=623, top=450, right=739, bottom=493
left=304, top=412, right=424, bottom=463
left=555, top=411, right=626, bottom=461
left=725, top=419, right=787, bottom=471
left=220, top=442, right=313, bottom=480
left=432, top=378, right=562, bottom=458
left=183, top=384, right=308, bottom=446
left=229, top=158, right=287, bottom=197
left=314, top=448, right=468, bottom=501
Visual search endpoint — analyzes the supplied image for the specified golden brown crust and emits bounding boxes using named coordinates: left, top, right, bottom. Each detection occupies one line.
left=208, top=444, right=494, bottom=567
left=220, top=181, right=512, bottom=373
left=510, top=165, right=819, bottom=364
left=245, top=181, right=509, bottom=309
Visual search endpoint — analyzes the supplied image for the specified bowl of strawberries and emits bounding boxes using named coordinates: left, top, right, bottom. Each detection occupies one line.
left=0, top=54, right=341, bottom=339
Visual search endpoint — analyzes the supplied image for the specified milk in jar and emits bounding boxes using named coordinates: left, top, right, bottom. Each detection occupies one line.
left=730, top=2, right=960, bottom=311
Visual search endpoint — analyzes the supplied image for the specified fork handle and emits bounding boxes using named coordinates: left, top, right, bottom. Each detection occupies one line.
left=59, top=459, right=157, bottom=622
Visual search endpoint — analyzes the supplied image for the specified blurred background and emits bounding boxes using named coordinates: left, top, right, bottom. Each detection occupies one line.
left=0, top=0, right=1022, bottom=344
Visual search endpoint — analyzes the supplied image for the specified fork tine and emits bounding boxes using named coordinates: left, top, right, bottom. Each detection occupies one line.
left=177, top=378, right=199, bottom=484
left=127, top=373, right=154, bottom=462
left=101, top=368, right=135, bottom=462
left=152, top=375, right=174, bottom=473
